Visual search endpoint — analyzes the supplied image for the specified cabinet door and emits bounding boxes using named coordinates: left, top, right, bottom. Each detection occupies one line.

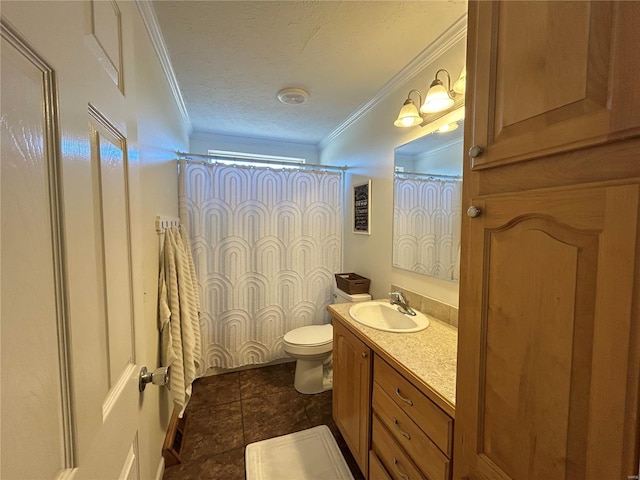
left=333, top=319, right=372, bottom=476
left=468, top=1, right=640, bottom=170
left=455, top=183, right=639, bottom=479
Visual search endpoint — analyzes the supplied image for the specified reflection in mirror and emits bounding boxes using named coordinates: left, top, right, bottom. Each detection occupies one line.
left=393, top=119, right=463, bottom=281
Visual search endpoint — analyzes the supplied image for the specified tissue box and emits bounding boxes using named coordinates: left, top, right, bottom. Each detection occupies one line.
left=334, top=273, right=370, bottom=294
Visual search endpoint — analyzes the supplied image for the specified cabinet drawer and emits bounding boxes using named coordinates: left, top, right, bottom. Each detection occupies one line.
left=373, top=383, right=450, bottom=480
left=374, top=356, right=453, bottom=456
left=369, top=450, right=392, bottom=480
left=372, top=415, right=426, bottom=480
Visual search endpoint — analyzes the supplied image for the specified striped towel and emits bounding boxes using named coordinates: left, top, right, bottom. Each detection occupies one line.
left=159, top=225, right=202, bottom=417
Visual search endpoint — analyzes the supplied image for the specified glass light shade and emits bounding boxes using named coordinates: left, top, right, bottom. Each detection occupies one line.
left=436, top=122, right=459, bottom=133
left=421, top=83, right=454, bottom=113
left=394, top=100, right=423, bottom=127
left=453, top=66, right=466, bottom=94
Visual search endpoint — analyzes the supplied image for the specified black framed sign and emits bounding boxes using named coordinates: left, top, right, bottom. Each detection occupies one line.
left=353, top=180, right=371, bottom=235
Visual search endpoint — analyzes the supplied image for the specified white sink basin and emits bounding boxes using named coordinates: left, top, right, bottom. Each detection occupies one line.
left=348, top=301, right=429, bottom=333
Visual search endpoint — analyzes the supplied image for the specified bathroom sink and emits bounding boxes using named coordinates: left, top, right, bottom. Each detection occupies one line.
left=348, top=301, right=429, bottom=333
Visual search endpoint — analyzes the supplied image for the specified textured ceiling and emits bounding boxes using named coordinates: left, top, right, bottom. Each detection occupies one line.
left=153, top=1, right=467, bottom=145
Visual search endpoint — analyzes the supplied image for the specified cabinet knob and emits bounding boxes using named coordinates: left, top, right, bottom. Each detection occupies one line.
left=361, top=352, right=368, bottom=359
left=469, top=145, right=484, bottom=158
left=467, top=206, right=482, bottom=218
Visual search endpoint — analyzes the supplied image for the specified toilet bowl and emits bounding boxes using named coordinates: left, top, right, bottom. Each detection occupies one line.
left=283, top=287, right=372, bottom=394
left=283, top=324, right=333, bottom=394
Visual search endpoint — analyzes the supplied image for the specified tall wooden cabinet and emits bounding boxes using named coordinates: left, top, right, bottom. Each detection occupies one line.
left=469, top=1, right=640, bottom=170
left=333, top=319, right=372, bottom=476
left=455, top=2, right=640, bottom=479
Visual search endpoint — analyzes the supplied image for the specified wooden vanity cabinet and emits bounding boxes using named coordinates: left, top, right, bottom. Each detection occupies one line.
left=333, top=319, right=372, bottom=477
left=332, top=315, right=456, bottom=480
left=371, top=356, right=453, bottom=480
left=455, top=2, right=640, bottom=479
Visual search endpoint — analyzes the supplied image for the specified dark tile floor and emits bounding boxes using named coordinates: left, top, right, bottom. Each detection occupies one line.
left=163, top=362, right=364, bottom=480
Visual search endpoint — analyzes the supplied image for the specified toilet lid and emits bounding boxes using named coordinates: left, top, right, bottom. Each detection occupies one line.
left=284, top=324, right=333, bottom=346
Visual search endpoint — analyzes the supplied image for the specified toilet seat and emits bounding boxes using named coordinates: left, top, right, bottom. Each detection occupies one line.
left=283, top=324, right=332, bottom=347
left=283, top=324, right=333, bottom=358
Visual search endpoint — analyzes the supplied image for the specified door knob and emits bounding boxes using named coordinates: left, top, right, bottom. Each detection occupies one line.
left=361, top=352, right=368, bottom=359
left=467, top=206, right=482, bottom=218
left=139, top=366, right=169, bottom=392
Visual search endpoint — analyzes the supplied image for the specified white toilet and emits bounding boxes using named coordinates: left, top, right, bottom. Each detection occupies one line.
left=283, top=287, right=371, bottom=394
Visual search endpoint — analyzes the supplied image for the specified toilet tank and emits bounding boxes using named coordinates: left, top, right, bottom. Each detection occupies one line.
left=333, top=286, right=371, bottom=304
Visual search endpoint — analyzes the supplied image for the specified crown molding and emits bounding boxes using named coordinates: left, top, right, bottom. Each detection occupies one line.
left=318, top=13, right=467, bottom=150
left=135, top=0, right=193, bottom=134
left=415, top=137, right=463, bottom=162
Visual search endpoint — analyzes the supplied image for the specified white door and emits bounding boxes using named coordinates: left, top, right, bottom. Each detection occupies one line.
left=1, top=2, right=149, bottom=478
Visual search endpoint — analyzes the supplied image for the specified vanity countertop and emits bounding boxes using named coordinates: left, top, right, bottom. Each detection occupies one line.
left=328, top=301, right=457, bottom=417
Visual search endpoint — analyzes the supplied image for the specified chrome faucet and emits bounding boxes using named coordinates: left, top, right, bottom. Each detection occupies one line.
left=388, top=291, right=416, bottom=316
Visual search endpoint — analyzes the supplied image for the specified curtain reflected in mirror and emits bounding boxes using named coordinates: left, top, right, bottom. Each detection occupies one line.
left=392, top=120, right=463, bottom=282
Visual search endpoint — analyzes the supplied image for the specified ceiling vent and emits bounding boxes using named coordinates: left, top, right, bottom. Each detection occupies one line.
left=277, top=88, right=309, bottom=105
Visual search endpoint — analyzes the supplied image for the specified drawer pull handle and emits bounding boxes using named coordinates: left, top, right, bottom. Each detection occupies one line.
left=394, top=387, right=413, bottom=406
left=393, top=458, right=410, bottom=480
left=393, top=418, right=411, bottom=440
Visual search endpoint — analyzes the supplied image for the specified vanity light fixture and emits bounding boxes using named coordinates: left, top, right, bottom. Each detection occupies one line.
left=393, top=90, right=424, bottom=127
left=394, top=67, right=465, bottom=128
left=436, top=121, right=459, bottom=134
left=422, top=69, right=456, bottom=113
left=452, top=66, right=466, bottom=95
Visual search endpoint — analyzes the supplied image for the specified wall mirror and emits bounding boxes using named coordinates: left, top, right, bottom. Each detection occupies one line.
left=392, top=116, right=464, bottom=281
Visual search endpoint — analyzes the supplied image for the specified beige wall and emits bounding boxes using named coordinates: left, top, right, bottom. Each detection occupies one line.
left=321, top=38, right=467, bottom=308
left=131, top=8, right=190, bottom=480
left=190, top=131, right=320, bottom=163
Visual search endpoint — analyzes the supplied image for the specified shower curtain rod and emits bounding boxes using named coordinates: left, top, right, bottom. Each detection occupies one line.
left=394, top=170, right=462, bottom=180
left=177, top=152, right=348, bottom=172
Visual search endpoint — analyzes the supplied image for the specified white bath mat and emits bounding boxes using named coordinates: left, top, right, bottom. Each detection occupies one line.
left=245, top=425, right=354, bottom=480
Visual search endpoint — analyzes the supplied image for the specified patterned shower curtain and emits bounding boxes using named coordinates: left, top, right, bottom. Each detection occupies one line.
left=393, top=175, right=462, bottom=281
left=178, top=160, right=342, bottom=370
